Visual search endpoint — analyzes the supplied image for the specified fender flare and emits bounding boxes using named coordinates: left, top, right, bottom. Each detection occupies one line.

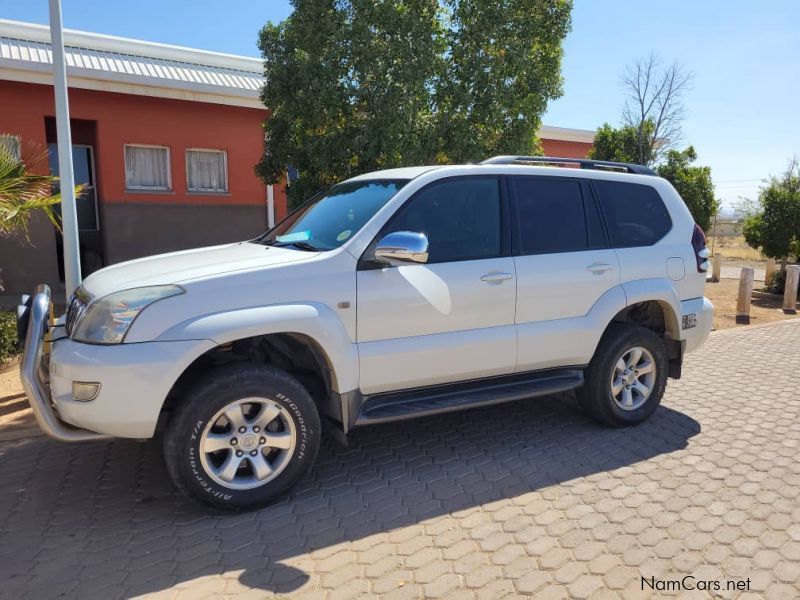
left=621, top=279, right=682, bottom=340
left=156, top=302, right=358, bottom=393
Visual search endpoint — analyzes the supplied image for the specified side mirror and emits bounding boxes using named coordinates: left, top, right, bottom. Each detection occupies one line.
left=374, top=231, right=429, bottom=265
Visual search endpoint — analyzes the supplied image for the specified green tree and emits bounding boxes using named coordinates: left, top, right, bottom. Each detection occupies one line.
left=435, top=0, right=571, bottom=163
left=257, top=0, right=572, bottom=209
left=656, top=146, right=719, bottom=231
left=588, top=122, right=654, bottom=164
left=743, top=158, right=800, bottom=261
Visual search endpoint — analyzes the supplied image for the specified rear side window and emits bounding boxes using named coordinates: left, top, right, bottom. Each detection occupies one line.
left=511, top=178, right=605, bottom=254
left=386, top=177, right=501, bottom=263
left=594, top=180, right=672, bottom=248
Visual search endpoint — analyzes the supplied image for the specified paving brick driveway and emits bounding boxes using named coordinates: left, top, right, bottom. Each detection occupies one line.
left=1, top=321, right=799, bottom=599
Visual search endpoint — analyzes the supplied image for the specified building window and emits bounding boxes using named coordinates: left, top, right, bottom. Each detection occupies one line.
left=186, top=149, right=228, bottom=193
left=0, top=135, right=21, bottom=160
left=124, top=144, right=171, bottom=190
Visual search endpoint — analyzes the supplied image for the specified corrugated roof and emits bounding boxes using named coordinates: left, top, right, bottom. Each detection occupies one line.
left=0, top=19, right=264, bottom=106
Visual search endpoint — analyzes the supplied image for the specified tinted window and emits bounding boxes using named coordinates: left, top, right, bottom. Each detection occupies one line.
left=512, top=178, right=593, bottom=254
left=594, top=180, right=672, bottom=247
left=386, top=177, right=501, bottom=263
left=584, top=189, right=608, bottom=249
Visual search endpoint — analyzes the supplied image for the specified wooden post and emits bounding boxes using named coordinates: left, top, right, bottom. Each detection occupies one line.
left=764, top=258, right=776, bottom=287
left=783, top=265, right=799, bottom=314
left=710, top=253, right=722, bottom=283
left=736, top=267, right=754, bottom=325
left=710, top=213, right=718, bottom=256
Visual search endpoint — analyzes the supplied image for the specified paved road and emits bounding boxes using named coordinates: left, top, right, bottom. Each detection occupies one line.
left=2, top=321, right=800, bottom=599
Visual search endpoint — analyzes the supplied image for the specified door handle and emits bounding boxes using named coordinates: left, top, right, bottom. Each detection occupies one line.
left=480, top=272, right=513, bottom=284
left=586, top=262, right=613, bottom=275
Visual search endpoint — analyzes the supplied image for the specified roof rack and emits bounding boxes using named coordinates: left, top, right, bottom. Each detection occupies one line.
left=480, top=155, right=656, bottom=176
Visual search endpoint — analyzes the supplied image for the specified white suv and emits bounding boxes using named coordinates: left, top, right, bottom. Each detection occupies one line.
left=19, top=156, right=713, bottom=510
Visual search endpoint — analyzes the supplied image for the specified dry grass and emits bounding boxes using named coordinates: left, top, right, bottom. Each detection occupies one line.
left=708, top=234, right=765, bottom=261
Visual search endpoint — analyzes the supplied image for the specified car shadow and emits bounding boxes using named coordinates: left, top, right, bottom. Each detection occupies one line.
left=0, top=393, right=700, bottom=597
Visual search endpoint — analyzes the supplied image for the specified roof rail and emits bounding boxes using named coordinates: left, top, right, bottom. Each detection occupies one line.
left=480, top=155, right=656, bottom=176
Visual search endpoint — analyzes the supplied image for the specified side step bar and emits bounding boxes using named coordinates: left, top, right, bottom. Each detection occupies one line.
left=355, top=369, right=583, bottom=426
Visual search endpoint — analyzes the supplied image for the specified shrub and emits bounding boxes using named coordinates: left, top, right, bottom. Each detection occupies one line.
left=767, top=270, right=785, bottom=294
left=0, top=311, right=20, bottom=362
left=767, top=266, right=800, bottom=295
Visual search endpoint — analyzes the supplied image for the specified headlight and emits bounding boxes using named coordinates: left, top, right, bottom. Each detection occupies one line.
left=72, top=285, right=184, bottom=344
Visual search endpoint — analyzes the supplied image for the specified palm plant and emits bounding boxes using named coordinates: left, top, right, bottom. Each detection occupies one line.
left=0, top=140, right=80, bottom=240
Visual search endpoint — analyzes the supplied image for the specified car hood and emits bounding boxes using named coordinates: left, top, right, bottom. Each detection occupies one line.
left=80, top=242, right=315, bottom=299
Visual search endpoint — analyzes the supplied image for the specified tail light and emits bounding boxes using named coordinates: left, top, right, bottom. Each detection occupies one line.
left=692, top=224, right=710, bottom=272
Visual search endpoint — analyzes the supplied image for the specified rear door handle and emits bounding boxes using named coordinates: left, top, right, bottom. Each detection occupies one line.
left=586, top=262, right=613, bottom=275
left=480, top=272, right=513, bottom=284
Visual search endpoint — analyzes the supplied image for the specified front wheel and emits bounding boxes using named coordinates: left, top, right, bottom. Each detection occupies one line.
left=163, top=364, right=321, bottom=510
left=578, top=324, right=668, bottom=427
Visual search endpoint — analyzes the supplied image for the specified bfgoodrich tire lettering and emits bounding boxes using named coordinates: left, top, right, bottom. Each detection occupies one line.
left=164, top=364, right=321, bottom=510
left=578, top=324, right=669, bottom=427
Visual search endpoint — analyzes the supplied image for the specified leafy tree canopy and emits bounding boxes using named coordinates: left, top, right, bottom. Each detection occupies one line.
left=743, top=158, right=800, bottom=260
left=655, top=146, right=719, bottom=231
left=588, top=121, right=654, bottom=165
left=257, top=0, right=572, bottom=208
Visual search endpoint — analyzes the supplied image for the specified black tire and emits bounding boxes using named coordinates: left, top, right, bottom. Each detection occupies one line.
left=163, top=363, right=321, bottom=511
left=577, top=324, right=668, bottom=427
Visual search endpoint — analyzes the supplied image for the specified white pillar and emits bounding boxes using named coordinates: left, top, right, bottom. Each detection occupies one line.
left=267, top=184, right=275, bottom=228
left=711, top=253, right=722, bottom=283
left=49, top=0, right=81, bottom=301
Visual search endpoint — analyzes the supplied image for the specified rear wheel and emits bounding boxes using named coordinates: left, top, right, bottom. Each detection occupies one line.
left=578, top=324, right=668, bottom=427
left=164, top=364, right=320, bottom=510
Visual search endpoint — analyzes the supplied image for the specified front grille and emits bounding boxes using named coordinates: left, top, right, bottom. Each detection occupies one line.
left=65, top=288, right=90, bottom=336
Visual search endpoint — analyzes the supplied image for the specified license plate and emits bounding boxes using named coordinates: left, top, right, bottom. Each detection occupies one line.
left=682, top=314, right=697, bottom=329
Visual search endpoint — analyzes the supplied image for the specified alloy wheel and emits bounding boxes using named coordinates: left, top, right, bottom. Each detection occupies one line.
left=610, top=346, right=656, bottom=411
left=199, top=397, right=296, bottom=490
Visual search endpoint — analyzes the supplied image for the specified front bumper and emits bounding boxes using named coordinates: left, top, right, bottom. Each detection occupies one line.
left=19, top=285, right=214, bottom=440
left=18, top=284, right=110, bottom=441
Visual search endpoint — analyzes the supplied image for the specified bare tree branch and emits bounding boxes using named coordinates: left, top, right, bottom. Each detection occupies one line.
left=621, top=54, right=692, bottom=165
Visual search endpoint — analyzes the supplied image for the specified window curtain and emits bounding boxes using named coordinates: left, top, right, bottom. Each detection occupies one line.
left=187, top=150, right=227, bottom=192
left=125, top=146, right=170, bottom=189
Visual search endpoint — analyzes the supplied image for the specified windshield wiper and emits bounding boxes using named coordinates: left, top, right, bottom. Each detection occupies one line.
left=272, top=240, right=323, bottom=252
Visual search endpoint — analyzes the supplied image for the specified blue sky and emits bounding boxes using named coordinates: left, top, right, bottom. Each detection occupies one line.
left=2, top=0, right=798, bottom=208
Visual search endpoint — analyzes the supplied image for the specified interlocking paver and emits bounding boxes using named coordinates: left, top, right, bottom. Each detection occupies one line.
left=1, top=321, right=799, bottom=598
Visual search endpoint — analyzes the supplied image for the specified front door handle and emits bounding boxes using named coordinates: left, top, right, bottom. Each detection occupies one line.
left=586, top=262, right=613, bottom=275
left=480, top=272, right=513, bottom=284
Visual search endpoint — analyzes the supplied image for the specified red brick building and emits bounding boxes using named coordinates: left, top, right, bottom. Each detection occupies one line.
left=0, top=19, right=593, bottom=299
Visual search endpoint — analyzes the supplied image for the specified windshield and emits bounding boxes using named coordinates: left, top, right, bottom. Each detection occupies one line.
left=256, top=179, right=409, bottom=251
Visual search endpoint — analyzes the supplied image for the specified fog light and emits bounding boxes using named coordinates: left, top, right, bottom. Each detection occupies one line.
left=72, top=381, right=101, bottom=402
